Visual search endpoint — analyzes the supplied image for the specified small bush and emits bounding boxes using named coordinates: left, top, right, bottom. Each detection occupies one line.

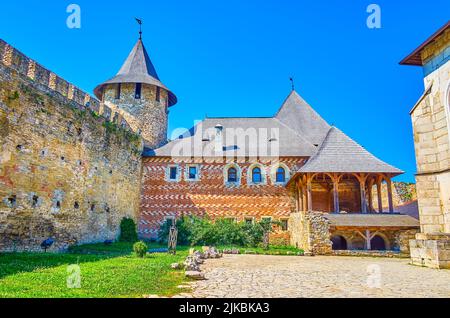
left=158, top=216, right=278, bottom=248
left=119, top=218, right=138, bottom=243
left=133, top=241, right=148, bottom=258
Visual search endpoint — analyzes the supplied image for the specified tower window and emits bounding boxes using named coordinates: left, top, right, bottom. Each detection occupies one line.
left=115, top=83, right=121, bottom=100
left=135, top=83, right=142, bottom=99
left=156, top=87, right=161, bottom=102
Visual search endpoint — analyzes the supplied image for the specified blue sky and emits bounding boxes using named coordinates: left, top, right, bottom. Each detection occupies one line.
left=0, top=1, right=448, bottom=182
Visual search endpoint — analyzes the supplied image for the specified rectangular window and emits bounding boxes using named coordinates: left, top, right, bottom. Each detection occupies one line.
left=169, top=167, right=178, bottom=180
left=135, top=83, right=142, bottom=99
left=244, top=217, right=254, bottom=225
left=115, top=84, right=121, bottom=99
left=224, top=217, right=236, bottom=223
left=280, top=219, right=288, bottom=231
left=165, top=216, right=175, bottom=227
left=188, top=166, right=198, bottom=180
left=156, top=86, right=161, bottom=102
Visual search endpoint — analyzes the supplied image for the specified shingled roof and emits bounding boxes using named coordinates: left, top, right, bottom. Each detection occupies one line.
left=94, top=39, right=177, bottom=106
left=325, top=213, right=419, bottom=228
left=297, top=127, right=403, bottom=175
left=145, top=90, right=332, bottom=157
left=148, top=116, right=318, bottom=157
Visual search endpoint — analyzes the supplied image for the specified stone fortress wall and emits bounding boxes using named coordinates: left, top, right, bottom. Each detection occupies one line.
left=411, top=28, right=450, bottom=234
left=0, top=39, right=143, bottom=252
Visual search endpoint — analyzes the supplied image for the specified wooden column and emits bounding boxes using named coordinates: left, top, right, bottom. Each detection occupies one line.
left=376, top=178, right=383, bottom=213
left=386, top=177, right=394, bottom=213
left=365, top=229, right=372, bottom=250
left=332, top=174, right=340, bottom=214
left=307, top=175, right=313, bottom=212
left=356, top=174, right=368, bottom=214
left=367, top=178, right=374, bottom=213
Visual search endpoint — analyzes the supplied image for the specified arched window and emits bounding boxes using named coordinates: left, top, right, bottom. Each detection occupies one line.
left=252, top=167, right=262, bottom=183
left=276, top=167, right=286, bottom=183
left=228, top=167, right=238, bottom=183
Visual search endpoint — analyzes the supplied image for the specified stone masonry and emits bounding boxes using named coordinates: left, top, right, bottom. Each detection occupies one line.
left=0, top=40, right=143, bottom=252
left=403, top=22, right=450, bottom=268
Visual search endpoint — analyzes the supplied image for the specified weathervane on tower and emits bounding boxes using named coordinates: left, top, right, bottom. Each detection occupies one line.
left=290, top=77, right=295, bottom=91
left=135, top=18, right=143, bottom=40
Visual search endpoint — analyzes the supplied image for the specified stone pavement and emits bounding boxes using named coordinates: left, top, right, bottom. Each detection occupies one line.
left=187, top=255, right=450, bottom=298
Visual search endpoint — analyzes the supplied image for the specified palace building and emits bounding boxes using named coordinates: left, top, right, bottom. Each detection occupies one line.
left=0, top=32, right=419, bottom=254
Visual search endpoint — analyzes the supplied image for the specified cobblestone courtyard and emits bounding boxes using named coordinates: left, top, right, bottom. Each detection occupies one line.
left=188, top=255, right=450, bottom=298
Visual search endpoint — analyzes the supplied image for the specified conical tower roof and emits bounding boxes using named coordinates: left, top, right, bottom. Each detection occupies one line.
left=94, top=39, right=177, bottom=106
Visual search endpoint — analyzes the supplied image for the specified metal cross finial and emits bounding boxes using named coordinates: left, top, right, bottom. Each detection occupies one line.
left=135, top=18, right=143, bottom=40
left=290, top=77, right=295, bottom=91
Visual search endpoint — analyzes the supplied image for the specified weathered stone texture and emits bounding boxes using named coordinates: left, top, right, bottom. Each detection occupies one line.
left=103, top=83, right=168, bottom=149
left=411, top=47, right=450, bottom=234
left=0, top=42, right=143, bottom=252
left=289, top=211, right=332, bottom=254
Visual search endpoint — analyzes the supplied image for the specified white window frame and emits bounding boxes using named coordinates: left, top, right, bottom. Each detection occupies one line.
left=244, top=217, right=255, bottom=225
left=185, top=164, right=201, bottom=182
left=224, top=163, right=242, bottom=187
left=166, top=164, right=181, bottom=182
left=247, top=163, right=267, bottom=186
left=279, top=218, right=289, bottom=232
left=270, top=163, right=291, bottom=186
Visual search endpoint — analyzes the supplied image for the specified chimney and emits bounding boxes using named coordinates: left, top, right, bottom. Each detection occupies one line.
left=215, top=124, right=223, bottom=155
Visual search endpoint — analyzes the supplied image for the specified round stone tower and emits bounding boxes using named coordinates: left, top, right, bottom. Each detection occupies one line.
left=94, top=39, right=177, bottom=149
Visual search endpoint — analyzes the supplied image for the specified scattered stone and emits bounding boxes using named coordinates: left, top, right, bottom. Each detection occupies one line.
left=171, top=263, right=183, bottom=270
left=304, top=252, right=314, bottom=257
left=185, top=271, right=206, bottom=280
left=223, top=249, right=240, bottom=255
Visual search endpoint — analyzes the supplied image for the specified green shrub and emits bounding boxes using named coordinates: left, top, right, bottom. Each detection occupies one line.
left=133, top=241, right=148, bottom=258
left=158, top=217, right=277, bottom=248
left=119, top=218, right=138, bottom=243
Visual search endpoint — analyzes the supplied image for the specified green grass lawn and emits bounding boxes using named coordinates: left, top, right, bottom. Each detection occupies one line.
left=0, top=243, right=190, bottom=298
left=0, top=242, right=303, bottom=298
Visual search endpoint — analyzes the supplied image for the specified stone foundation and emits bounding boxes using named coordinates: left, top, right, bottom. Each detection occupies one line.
left=289, top=211, right=332, bottom=255
left=410, top=233, right=450, bottom=269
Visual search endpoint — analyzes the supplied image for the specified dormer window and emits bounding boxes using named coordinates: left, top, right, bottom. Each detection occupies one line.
left=135, top=83, right=142, bottom=99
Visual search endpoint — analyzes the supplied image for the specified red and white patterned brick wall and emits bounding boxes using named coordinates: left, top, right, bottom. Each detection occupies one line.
left=140, top=157, right=307, bottom=239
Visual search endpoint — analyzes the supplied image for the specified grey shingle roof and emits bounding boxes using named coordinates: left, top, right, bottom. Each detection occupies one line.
left=149, top=116, right=318, bottom=157
left=325, top=214, right=420, bottom=228
left=297, top=127, right=403, bottom=175
left=94, top=40, right=177, bottom=106
left=276, top=91, right=331, bottom=146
